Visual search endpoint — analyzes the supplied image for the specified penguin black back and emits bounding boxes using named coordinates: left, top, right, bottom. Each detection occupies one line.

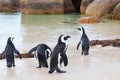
left=77, top=26, right=90, bottom=55
left=49, top=34, right=70, bottom=74
left=28, top=43, right=52, bottom=68
left=3, top=37, right=22, bottom=68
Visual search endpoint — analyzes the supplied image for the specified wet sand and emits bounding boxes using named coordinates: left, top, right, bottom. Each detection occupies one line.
left=1, top=46, right=120, bottom=80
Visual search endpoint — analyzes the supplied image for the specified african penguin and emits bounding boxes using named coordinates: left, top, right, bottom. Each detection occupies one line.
left=2, top=37, right=22, bottom=68
left=49, top=34, right=71, bottom=74
left=77, top=26, right=90, bottom=55
left=28, top=43, right=52, bottom=68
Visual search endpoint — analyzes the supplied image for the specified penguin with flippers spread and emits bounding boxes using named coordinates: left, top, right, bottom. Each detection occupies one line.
left=3, top=37, right=22, bottom=68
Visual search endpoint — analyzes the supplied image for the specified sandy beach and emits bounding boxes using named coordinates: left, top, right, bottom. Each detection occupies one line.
left=0, top=13, right=120, bottom=80
left=1, top=46, right=120, bottom=80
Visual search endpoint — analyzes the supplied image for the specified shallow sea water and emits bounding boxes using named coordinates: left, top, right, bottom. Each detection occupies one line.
left=0, top=12, right=120, bottom=52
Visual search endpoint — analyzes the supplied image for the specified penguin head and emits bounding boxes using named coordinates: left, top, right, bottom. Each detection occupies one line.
left=58, top=34, right=71, bottom=44
left=77, top=26, right=84, bottom=31
left=77, top=27, right=81, bottom=31
left=7, top=37, right=14, bottom=43
left=77, top=26, right=85, bottom=36
left=11, top=37, right=14, bottom=41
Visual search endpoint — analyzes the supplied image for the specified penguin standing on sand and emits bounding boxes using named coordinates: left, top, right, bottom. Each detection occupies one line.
left=77, top=26, right=90, bottom=55
left=49, top=34, right=71, bottom=74
left=28, top=43, right=52, bottom=68
left=3, top=37, right=22, bottom=68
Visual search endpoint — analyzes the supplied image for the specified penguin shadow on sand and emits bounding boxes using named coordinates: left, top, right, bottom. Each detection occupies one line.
left=27, top=43, right=52, bottom=68
left=76, top=25, right=90, bottom=56
left=2, top=37, right=22, bottom=68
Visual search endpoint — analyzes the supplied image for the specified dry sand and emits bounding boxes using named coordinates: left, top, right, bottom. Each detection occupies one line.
left=0, top=46, right=120, bottom=80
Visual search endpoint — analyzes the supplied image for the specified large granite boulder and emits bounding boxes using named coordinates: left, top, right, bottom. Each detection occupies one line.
left=112, top=2, right=120, bottom=20
left=0, top=0, right=20, bottom=12
left=85, top=0, right=120, bottom=19
left=20, top=0, right=74, bottom=14
left=80, top=0, right=94, bottom=14
left=78, top=16, right=101, bottom=23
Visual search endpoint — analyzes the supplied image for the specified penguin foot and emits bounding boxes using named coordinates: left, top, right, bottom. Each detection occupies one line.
left=81, top=52, right=83, bottom=55
left=13, top=64, right=15, bottom=67
left=84, top=53, right=89, bottom=56
left=56, top=69, right=66, bottom=73
left=57, top=70, right=66, bottom=73
left=42, top=64, right=48, bottom=68
left=48, top=70, right=54, bottom=74
left=36, top=64, right=41, bottom=68
left=7, top=65, right=12, bottom=68
left=48, top=69, right=55, bottom=74
left=45, top=65, right=48, bottom=68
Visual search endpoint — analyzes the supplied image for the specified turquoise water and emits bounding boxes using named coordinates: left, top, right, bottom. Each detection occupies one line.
left=0, top=12, right=120, bottom=52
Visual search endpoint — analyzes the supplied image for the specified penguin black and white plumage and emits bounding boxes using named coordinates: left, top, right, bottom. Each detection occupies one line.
left=49, top=34, right=71, bottom=74
left=77, top=26, right=90, bottom=55
left=3, top=37, right=22, bottom=68
left=28, top=43, right=52, bottom=68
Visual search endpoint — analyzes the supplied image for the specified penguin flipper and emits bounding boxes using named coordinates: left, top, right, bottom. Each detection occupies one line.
left=28, top=46, right=37, bottom=55
left=60, top=53, right=68, bottom=67
left=60, top=58, right=63, bottom=67
left=14, top=49, right=22, bottom=59
left=77, top=41, right=81, bottom=50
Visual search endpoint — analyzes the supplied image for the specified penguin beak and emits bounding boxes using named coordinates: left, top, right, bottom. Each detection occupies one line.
left=11, top=37, right=14, bottom=41
left=66, top=36, right=71, bottom=39
left=77, top=28, right=81, bottom=31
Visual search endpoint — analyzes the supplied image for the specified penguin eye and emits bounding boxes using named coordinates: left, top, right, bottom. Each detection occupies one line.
left=64, top=37, right=67, bottom=40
